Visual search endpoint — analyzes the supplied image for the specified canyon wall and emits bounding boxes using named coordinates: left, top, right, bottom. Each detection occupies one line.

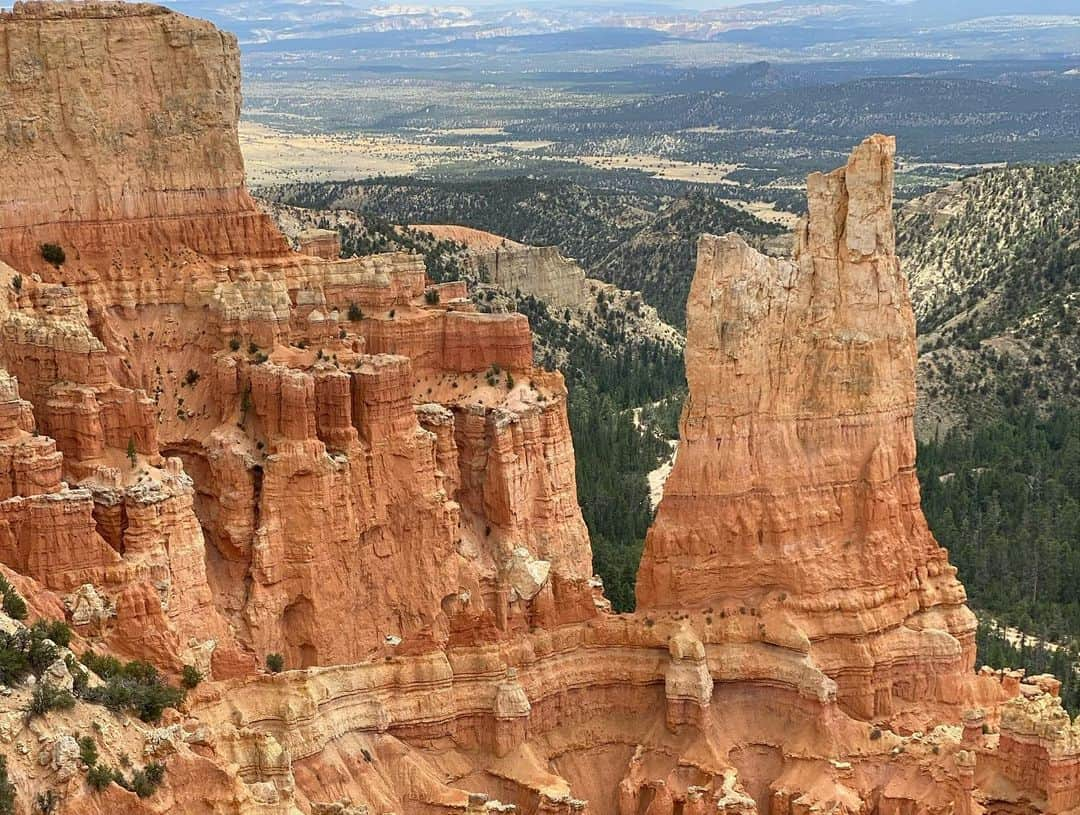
left=0, top=4, right=1075, bottom=815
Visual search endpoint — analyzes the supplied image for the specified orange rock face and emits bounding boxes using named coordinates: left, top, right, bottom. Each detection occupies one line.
left=0, top=4, right=1075, bottom=815
left=637, top=135, right=978, bottom=722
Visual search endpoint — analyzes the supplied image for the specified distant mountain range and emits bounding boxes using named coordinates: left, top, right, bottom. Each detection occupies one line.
left=163, top=0, right=1080, bottom=59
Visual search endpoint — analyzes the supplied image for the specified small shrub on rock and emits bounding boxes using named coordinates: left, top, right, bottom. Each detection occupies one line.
left=266, top=653, right=284, bottom=673
left=40, top=243, right=65, bottom=267
left=86, top=764, right=115, bottom=792
left=80, top=652, right=185, bottom=723
left=78, top=735, right=98, bottom=767
left=129, top=762, right=166, bottom=798
left=0, top=576, right=27, bottom=622
left=26, top=682, right=76, bottom=717
left=180, top=664, right=202, bottom=690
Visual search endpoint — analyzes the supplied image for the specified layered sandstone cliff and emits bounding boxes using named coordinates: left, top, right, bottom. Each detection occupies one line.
left=0, top=0, right=595, bottom=680
left=0, top=4, right=1076, bottom=815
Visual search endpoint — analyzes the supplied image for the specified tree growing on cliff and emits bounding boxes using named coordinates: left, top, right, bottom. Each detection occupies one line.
left=266, top=653, right=284, bottom=673
left=126, top=437, right=137, bottom=468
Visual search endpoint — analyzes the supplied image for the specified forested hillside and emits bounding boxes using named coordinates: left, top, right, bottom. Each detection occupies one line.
left=593, top=195, right=783, bottom=327
left=902, top=162, right=1080, bottom=439
left=260, top=177, right=656, bottom=268
left=921, top=407, right=1080, bottom=713
left=919, top=409, right=1080, bottom=640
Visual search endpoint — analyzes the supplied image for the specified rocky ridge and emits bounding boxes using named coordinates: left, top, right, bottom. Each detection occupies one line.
left=0, top=4, right=1075, bottom=815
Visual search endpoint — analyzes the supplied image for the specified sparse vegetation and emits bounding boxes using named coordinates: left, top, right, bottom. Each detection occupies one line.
left=0, top=621, right=65, bottom=685
left=266, top=653, right=284, bottom=673
left=87, top=763, right=115, bottom=792
left=424, top=288, right=440, bottom=305
left=229, top=337, right=241, bottom=351
left=126, top=437, right=137, bottom=468
left=184, top=369, right=200, bottom=386
left=128, top=762, right=166, bottom=798
left=348, top=302, right=363, bottom=321
left=10, top=275, right=21, bottom=293
left=34, top=790, right=57, bottom=814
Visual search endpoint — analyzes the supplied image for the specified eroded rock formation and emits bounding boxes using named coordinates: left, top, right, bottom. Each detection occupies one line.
left=0, top=4, right=1076, bottom=815
left=0, top=0, right=594, bottom=678
left=637, top=135, right=978, bottom=724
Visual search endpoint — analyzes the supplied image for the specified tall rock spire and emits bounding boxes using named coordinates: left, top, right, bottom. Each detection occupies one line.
left=637, top=135, right=977, bottom=718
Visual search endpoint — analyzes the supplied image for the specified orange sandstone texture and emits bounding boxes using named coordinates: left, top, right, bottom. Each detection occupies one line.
left=0, top=3, right=1076, bottom=815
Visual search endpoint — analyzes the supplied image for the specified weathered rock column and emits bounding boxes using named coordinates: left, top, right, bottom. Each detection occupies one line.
left=492, top=667, right=531, bottom=757
left=664, top=628, right=713, bottom=731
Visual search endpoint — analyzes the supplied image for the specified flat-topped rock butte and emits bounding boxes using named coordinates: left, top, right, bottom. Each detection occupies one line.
left=0, top=3, right=1077, bottom=815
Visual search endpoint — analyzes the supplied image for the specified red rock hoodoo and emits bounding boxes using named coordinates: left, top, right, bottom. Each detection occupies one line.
left=0, top=4, right=1076, bottom=815
left=637, top=135, right=978, bottom=722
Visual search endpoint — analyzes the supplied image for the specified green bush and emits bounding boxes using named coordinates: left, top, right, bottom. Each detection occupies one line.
left=0, top=620, right=72, bottom=685
left=78, top=735, right=98, bottom=767
left=347, top=303, right=363, bottom=322
left=10, top=275, right=21, bottom=293
left=180, top=664, right=202, bottom=690
left=0, top=634, right=30, bottom=685
left=86, top=763, right=115, bottom=792
left=0, top=576, right=28, bottom=622
left=40, top=243, right=65, bottom=267
left=129, top=762, right=166, bottom=798
left=229, top=337, right=241, bottom=351
left=30, top=620, right=71, bottom=648
left=25, top=634, right=58, bottom=677
left=266, top=653, right=284, bottom=673
left=80, top=653, right=185, bottom=723
left=26, top=683, right=76, bottom=717
left=424, top=288, right=440, bottom=305
left=0, top=756, right=15, bottom=815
